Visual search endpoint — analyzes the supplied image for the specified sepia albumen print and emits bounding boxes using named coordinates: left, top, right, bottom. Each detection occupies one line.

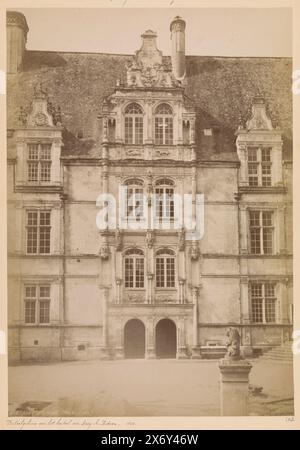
left=6, top=7, right=294, bottom=417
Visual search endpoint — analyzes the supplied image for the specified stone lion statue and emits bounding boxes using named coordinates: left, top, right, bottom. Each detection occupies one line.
left=225, top=327, right=241, bottom=360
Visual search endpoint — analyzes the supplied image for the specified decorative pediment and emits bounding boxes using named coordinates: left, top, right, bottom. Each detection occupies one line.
left=18, top=83, right=62, bottom=128
left=246, top=94, right=273, bottom=131
left=125, top=29, right=181, bottom=88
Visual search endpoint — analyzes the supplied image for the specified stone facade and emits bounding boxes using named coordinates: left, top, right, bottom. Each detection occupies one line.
left=7, top=12, right=293, bottom=362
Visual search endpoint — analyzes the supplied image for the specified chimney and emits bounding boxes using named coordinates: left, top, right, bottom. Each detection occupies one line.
left=7, top=11, right=29, bottom=74
left=170, top=16, right=186, bottom=81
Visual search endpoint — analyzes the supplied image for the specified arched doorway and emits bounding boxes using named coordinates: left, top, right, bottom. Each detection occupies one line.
left=155, top=319, right=177, bottom=359
left=124, top=319, right=145, bottom=359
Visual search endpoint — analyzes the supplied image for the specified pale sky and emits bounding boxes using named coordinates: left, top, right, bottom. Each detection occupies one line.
left=16, top=7, right=292, bottom=57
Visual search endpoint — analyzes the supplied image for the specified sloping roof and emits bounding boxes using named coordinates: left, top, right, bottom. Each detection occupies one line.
left=7, top=50, right=292, bottom=160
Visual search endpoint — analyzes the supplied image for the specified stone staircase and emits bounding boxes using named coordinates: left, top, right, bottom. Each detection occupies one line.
left=259, top=341, right=293, bottom=364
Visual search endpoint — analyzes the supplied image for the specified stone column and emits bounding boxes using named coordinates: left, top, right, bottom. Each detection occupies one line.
left=236, top=143, right=248, bottom=187
left=240, top=277, right=252, bottom=357
left=177, top=318, right=188, bottom=359
left=114, top=316, right=124, bottom=359
left=219, top=328, right=252, bottom=416
left=100, top=287, right=110, bottom=359
left=145, top=318, right=156, bottom=359
left=278, top=205, right=287, bottom=254
left=272, top=143, right=283, bottom=186
left=191, top=286, right=202, bottom=359
left=239, top=205, right=248, bottom=254
left=147, top=273, right=154, bottom=304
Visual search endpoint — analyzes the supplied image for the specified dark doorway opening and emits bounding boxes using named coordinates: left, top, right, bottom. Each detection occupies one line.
left=124, top=319, right=146, bottom=359
left=155, top=318, right=177, bottom=359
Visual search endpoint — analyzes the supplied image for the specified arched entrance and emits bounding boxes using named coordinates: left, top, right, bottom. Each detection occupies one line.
left=155, top=319, right=177, bottom=359
left=124, top=319, right=145, bottom=359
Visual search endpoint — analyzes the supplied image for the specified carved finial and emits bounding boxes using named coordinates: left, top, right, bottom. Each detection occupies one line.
left=33, top=82, right=48, bottom=99
left=225, top=327, right=242, bottom=360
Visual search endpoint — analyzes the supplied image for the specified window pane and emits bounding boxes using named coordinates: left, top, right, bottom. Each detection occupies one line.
left=27, top=211, right=38, bottom=254
left=134, top=117, right=143, bottom=145
left=247, top=147, right=258, bottom=161
left=39, top=300, right=50, bottom=324
left=262, top=211, right=273, bottom=227
left=261, top=148, right=271, bottom=162
left=250, top=228, right=261, bottom=254
left=27, top=162, right=38, bottom=182
left=263, top=229, right=273, bottom=254
left=40, top=286, right=50, bottom=298
left=155, top=117, right=164, bottom=145
left=25, top=301, right=36, bottom=324
left=135, top=258, right=144, bottom=288
left=265, top=299, right=276, bottom=322
left=166, top=258, right=175, bottom=287
left=251, top=298, right=263, bottom=323
left=156, top=257, right=165, bottom=287
left=165, top=117, right=173, bottom=145
left=39, top=226, right=51, bottom=254
left=40, top=144, right=51, bottom=159
left=28, top=144, right=39, bottom=159
left=125, top=258, right=134, bottom=288
left=40, top=162, right=51, bottom=182
left=249, top=211, right=260, bottom=227
left=125, top=117, right=133, bottom=144
left=25, top=286, right=36, bottom=298
left=248, top=163, right=259, bottom=186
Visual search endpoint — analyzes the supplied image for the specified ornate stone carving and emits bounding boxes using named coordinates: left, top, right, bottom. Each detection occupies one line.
left=156, top=148, right=170, bottom=157
left=99, top=233, right=110, bottom=260
left=225, top=327, right=242, bottom=360
left=190, top=242, right=200, bottom=261
left=115, top=228, right=122, bottom=251
left=146, top=229, right=154, bottom=249
left=178, top=227, right=185, bottom=251
left=18, top=106, right=28, bottom=125
left=246, top=94, right=273, bottom=131
left=126, top=148, right=141, bottom=157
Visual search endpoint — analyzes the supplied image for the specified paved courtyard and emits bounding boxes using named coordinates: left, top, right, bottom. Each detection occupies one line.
left=8, top=359, right=294, bottom=417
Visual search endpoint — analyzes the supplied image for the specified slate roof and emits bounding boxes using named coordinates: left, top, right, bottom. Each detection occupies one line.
left=7, top=50, right=293, bottom=161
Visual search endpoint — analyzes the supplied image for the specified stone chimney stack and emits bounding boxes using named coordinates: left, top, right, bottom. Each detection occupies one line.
left=170, top=16, right=186, bottom=81
left=7, top=11, right=29, bottom=74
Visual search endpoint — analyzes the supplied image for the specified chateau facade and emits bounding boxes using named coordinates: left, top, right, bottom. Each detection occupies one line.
left=7, top=11, right=293, bottom=362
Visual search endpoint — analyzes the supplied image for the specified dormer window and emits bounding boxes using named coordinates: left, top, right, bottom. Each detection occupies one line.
left=124, top=103, right=144, bottom=145
left=247, top=146, right=272, bottom=187
left=155, top=103, right=173, bottom=145
left=27, top=143, right=52, bottom=183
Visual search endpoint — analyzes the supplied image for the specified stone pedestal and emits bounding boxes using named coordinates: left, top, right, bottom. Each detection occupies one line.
left=114, top=347, right=124, bottom=359
left=177, top=346, right=188, bottom=359
left=191, top=345, right=202, bottom=359
left=219, top=358, right=252, bottom=416
left=99, top=346, right=110, bottom=360
left=145, top=348, right=156, bottom=359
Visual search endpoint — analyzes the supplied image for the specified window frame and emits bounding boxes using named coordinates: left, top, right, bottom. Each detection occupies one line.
left=154, top=178, right=175, bottom=224
left=249, top=210, right=274, bottom=255
left=124, top=103, right=144, bottom=145
left=24, top=284, right=51, bottom=325
left=123, top=179, right=145, bottom=223
left=155, top=249, right=176, bottom=289
left=27, top=142, right=52, bottom=183
left=154, top=103, right=174, bottom=145
left=26, top=209, right=51, bottom=255
left=250, top=282, right=277, bottom=324
left=247, top=146, right=272, bottom=187
left=124, top=249, right=145, bottom=290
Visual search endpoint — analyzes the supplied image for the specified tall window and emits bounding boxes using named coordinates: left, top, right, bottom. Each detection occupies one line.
left=155, top=179, right=174, bottom=222
left=247, top=146, right=272, bottom=187
left=26, top=210, right=51, bottom=254
left=24, top=285, right=51, bottom=324
left=156, top=249, right=175, bottom=288
left=124, top=179, right=144, bottom=221
left=251, top=283, right=277, bottom=323
left=27, top=143, right=52, bottom=182
left=124, top=249, right=145, bottom=288
left=124, top=103, right=144, bottom=144
left=249, top=210, right=274, bottom=255
left=155, top=103, right=173, bottom=145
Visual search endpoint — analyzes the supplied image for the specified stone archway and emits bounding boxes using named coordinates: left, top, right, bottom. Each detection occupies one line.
left=124, top=319, right=146, bottom=359
left=155, top=318, right=177, bottom=359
